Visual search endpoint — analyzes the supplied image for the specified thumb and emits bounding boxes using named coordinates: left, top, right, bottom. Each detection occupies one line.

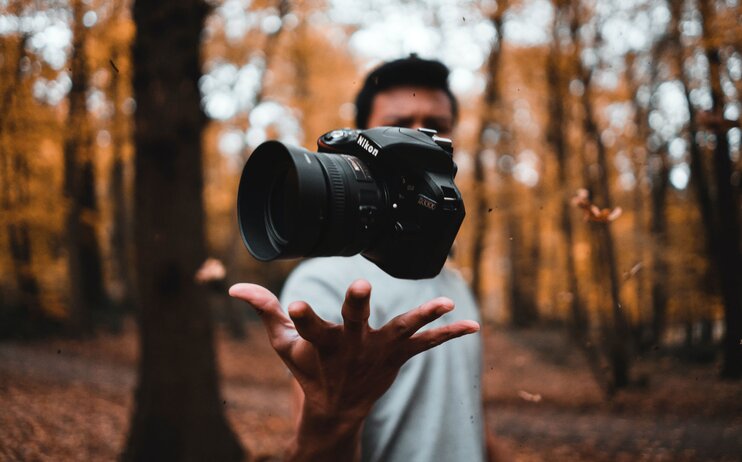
left=229, top=283, right=294, bottom=349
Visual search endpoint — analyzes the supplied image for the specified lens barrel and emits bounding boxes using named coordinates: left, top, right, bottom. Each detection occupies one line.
left=237, top=141, right=384, bottom=261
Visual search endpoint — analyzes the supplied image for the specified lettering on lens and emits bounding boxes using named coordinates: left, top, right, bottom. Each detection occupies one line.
left=357, top=136, right=379, bottom=156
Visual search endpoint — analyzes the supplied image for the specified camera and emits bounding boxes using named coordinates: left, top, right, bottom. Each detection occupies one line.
left=236, top=126, right=465, bottom=279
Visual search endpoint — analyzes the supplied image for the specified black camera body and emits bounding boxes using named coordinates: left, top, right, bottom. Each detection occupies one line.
left=237, top=127, right=465, bottom=279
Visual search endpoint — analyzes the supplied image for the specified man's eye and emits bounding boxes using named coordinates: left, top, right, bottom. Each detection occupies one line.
left=429, top=124, right=452, bottom=134
left=391, top=118, right=414, bottom=128
left=422, top=119, right=452, bottom=134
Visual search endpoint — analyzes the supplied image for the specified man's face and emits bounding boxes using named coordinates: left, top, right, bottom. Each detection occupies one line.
left=366, top=86, right=454, bottom=138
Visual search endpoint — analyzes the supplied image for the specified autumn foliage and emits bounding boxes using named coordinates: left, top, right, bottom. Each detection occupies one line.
left=0, top=0, right=741, bottom=459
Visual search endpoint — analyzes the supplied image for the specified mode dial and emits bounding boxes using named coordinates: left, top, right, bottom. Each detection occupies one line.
left=432, top=135, right=453, bottom=154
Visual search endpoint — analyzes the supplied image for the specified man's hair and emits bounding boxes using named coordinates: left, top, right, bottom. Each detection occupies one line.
left=354, top=54, right=458, bottom=129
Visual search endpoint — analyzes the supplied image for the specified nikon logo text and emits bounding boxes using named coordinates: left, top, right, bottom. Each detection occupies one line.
left=357, top=136, right=379, bottom=156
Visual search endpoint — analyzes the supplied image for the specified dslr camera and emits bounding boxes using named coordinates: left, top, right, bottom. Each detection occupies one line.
left=237, top=126, right=465, bottom=279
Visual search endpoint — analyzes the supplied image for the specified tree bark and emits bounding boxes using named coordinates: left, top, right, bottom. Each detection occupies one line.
left=627, top=43, right=670, bottom=349
left=669, top=0, right=723, bottom=353
left=649, top=145, right=669, bottom=348
left=108, top=7, right=137, bottom=312
left=644, top=38, right=671, bottom=350
left=697, top=0, right=742, bottom=379
left=64, top=0, right=106, bottom=334
left=470, top=1, right=507, bottom=304
left=503, top=178, right=540, bottom=327
left=0, top=34, right=44, bottom=336
left=123, top=0, right=246, bottom=460
left=579, top=72, right=631, bottom=390
left=547, top=0, right=610, bottom=395
left=571, top=1, right=631, bottom=390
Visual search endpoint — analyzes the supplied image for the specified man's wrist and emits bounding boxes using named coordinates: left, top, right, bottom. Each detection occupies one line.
left=286, top=405, right=365, bottom=462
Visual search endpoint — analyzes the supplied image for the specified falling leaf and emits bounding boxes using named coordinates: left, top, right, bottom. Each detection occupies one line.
left=518, top=390, right=542, bottom=402
left=623, top=262, right=643, bottom=280
left=572, top=189, right=623, bottom=223
left=195, top=257, right=226, bottom=283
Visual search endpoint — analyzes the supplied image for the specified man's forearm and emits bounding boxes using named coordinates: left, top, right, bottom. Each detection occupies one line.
left=286, top=408, right=364, bottom=462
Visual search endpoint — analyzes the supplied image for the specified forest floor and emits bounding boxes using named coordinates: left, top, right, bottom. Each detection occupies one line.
left=1, top=319, right=741, bottom=462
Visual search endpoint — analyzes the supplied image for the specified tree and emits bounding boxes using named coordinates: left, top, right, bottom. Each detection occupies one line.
left=571, top=1, right=631, bottom=390
left=107, top=0, right=137, bottom=312
left=0, top=32, right=44, bottom=336
left=546, top=0, right=610, bottom=395
left=470, top=0, right=508, bottom=305
left=63, top=0, right=107, bottom=334
left=123, top=0, right=245, bottom=459
left=632, top=22, right=674, bottom=349
left=696, top=0, right=742, bottom=379
left=670, top=0, right=742, bottom=378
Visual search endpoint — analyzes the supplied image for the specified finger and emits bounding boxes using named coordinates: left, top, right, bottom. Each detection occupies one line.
left=229, top=283, right=295, bottom=351
left=405, top=320, right=480, bottom=358
left=385, top=297, right=454, bottom=339
left=288, top=301, right=338, bottom=347
left=341, top=279, right=371, bottom=336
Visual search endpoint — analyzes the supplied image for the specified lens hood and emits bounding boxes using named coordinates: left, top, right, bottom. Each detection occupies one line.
left=237, top=141, right=328, bottom=260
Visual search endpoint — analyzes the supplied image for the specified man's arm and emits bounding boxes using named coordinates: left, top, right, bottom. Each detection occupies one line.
left=229, top=279, right=479, bottom=462
left=287, top=377, right=364, bottom=461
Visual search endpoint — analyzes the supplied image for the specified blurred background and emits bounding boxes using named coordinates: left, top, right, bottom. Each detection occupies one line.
left=0, top=0, right=741, bottom=460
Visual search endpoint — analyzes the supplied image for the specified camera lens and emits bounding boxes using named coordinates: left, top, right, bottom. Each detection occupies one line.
left=237, top=141, right=385, bottom=261
left=266, top=168, right=296, bottom=246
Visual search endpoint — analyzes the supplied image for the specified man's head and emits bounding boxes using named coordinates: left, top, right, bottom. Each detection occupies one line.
left=354, top=55, right=458, bottom=138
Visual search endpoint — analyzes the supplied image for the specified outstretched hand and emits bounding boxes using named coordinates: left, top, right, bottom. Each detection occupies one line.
left=229, top=279, right=480, bottom=460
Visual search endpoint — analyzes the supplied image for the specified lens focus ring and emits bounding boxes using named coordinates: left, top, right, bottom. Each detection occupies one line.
left=321, top=154, right=347, bottom=225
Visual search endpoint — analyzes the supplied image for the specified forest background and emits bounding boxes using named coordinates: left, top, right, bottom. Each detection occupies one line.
left=0, top=0, right=741, bottom=460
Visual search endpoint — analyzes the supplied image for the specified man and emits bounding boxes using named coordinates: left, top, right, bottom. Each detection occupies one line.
left=230, top=56, right=489, bottom=461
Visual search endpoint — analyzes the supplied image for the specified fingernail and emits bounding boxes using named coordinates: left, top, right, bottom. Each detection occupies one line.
left=288, top=302, right=306, bottom=318
left=436, top=304, right=453, bottom=316
left=467, top=322, right=480, bottom=333
left=349, top=279, right=371, bottom=297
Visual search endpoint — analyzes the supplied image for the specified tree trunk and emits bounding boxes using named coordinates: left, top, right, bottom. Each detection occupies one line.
left=579, top=76, right=631, bottom=390
left=9, top=145, right=43, bottom=333
left=470, top=1, right=507, bottom=304
left=627, top=42, right=670, bottom=349
left=625, top=55, right=648, bottom=349
left=697, top=0, right=742, bottom=379
left=123, top=0, right=245, bottom=460
left=0, top=34, right=45, bottom=336
left=504, top=183, right=540, bottom=328
left=547, top=0, right=610, bottom=395
left=108, top=28, right=136, bottom=312
left=548, top=2, right=587, bottom=338
left=669, top=0, right=724, bottom=357
left=645, top=39, right=671, bottom=350
left=571, top=2, right=631, bottom=390
left=649, top=146, right=669, bottom=348
left=64, top=0, right=106, bottom=334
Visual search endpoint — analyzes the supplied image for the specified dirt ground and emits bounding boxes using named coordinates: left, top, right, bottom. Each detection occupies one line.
left=1, top=319, right=740, bottom=461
